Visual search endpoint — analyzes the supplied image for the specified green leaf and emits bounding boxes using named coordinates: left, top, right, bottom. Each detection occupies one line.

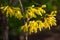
left=46, top=2, right=53, bottom=10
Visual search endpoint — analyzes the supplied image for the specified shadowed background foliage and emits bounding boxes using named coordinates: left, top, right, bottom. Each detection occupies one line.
left=0, top=0, right=60, bottom=40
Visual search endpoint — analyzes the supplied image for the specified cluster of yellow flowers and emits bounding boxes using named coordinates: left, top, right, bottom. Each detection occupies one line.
left=0, top=5, right=47, bottom=19
left=0, top=5, right=57, bottom=34
left=26, top=5, right=46, bottom=18
left=0, top=6, right=23, bottom=19
left=21, top=5, right=57, bottom=34
left=21, top=16, right=56, bottom=34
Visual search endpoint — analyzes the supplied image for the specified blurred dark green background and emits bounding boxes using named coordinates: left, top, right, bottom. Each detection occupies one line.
left=0, top=0, right=60, bottom=40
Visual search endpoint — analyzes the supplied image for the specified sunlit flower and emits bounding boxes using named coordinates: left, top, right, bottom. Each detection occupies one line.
left=41, top=5, right=46, bottom=8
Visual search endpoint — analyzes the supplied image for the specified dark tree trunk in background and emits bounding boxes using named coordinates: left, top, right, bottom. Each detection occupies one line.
left=0, top=9, right=8, bottom=40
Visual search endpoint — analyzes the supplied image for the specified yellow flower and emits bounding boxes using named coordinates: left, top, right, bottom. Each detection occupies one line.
left=35, top=9, right=42, bottom=16
left=0, top=6, right=4, bottom=9
left=1, top=5, right=57, bottom=34
left=48, top=11, right=57, bottom=17
left=15, top=11, right=23, bottom=20
left=33, top=27, right=37, bottom=33
left=32, top=5, right=35, bottom=7
left=44, top=18, right=50, bottom=29
left=3, top=6, right=8, bottom=11
left=6, top=11, right=9, bottom=17
left=26, top=5, right=46, bottom=18
left=21, top=23, right=28, bottom=32
left=38, top=8, right=46, bottom=13
left=8, top=7, right=14, bottom=17
left=26, top=11, right=36, bottom=18
left=41, top=5, right=46, bottom=8
left=48, top=17, right=56, bottom=26
left=28, top=21, right=38, bottom=33
left=29, top=27, right=34, bottom=34
left=38, top=21, right=44, bottom=31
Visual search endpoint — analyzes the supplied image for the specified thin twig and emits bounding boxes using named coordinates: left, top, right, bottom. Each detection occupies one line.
left=18, top=0, right=28, bottom=40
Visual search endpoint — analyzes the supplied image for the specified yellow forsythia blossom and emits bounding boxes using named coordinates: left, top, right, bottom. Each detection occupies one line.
left=41, top=5, right=46, bottom=8
left=21, top=23, right=28, bottom=32
left=21, top=4, right=57, bottom=34
left=21, top=16, right=57, bottom=34
left=0, top=5, right=57, bottom=34
left=21, top=21, right=38, bottom=34
left=48, top=11, right=57, bottom=17
left=28, top=21, right=38, bottom=34
left=0, top=6, right=23, bottom=19
left=26, top=11, right=36, bottom=18
left=15, top=11, right=23, bottom=20
left=25, top=5, right=46, bottom=18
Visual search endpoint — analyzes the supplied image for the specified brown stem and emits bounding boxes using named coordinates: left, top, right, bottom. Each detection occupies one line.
left=26, top=33, right=28, bottom=40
